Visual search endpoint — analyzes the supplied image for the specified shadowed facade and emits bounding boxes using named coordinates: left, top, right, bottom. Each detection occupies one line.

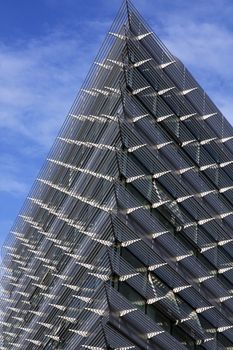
left=1, top=0, right=233, bottom=349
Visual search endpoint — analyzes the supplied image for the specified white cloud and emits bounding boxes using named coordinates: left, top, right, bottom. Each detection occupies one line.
left=132, top=0, right=233, bottom=121
left=163, top=23, right=233, bottom=121
left=0, top=177, right=28, bottom=195
left=0, top=18, right=113, bottom=200
left=0, top=25, right=109, bottom=149
left=0, top=154, right=29, bottom=196
left=161, top=21, right=233, bottom=79
left=0, top=25, right=102, bottom=200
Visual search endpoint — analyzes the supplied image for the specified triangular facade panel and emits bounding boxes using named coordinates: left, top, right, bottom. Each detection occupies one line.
left=1, top=1, right=233, bottom=349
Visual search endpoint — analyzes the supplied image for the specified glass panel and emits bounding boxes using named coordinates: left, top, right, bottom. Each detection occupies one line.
left=171, top=324, right=195, bottom=349
left=119, top=282, right=145, bottom=311
left=121, top=248, right=144, bottom=269
left=147, top=304, right=170, bottom=332
left=217, top=333, right=233, bottom=347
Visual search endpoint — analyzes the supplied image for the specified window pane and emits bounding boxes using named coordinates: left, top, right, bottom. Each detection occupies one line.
left=147, top=304, right=170, bottom=332
left=119, top=282, right=145, bottom=311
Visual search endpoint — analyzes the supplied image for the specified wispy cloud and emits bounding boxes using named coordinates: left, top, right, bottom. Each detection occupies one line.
left=0, top=22, right=106, bottom=246
left=160, top=20, right=233, bottom=117
left=0, top=31, right=87, bottom=148
left=0, top=177, right=28, bottom=195
left=134, top=0, right=233, bottom=120
left=0, top=20, right=110, bottom=145
left=0, top=154, right=30, bottom=198
left=162, top=22, right=233, bottom=75
left=0, top=20, right=111, bottom=198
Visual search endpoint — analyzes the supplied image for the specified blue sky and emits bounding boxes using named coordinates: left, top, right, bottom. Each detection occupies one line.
left=1, top=0, right=233, bottom=250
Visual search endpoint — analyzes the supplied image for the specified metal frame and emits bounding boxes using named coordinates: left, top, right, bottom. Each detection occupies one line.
left=1, top=0, right=233, bottom=349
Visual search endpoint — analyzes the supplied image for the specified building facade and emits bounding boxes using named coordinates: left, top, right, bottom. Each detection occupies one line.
left=1, top=0, right=233, bottom=349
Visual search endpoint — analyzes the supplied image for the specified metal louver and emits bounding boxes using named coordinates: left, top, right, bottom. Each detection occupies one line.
left=1, top=0, right=233, bottom=349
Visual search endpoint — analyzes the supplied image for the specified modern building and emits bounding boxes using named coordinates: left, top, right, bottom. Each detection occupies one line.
left=1, top=0, right=233, bottom=349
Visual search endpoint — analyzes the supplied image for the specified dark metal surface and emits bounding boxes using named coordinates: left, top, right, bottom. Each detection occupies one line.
left=1, top=0, right=233, bottom=349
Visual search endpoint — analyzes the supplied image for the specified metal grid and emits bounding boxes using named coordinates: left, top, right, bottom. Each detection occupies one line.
left=1, top=0, right=233, bottom=349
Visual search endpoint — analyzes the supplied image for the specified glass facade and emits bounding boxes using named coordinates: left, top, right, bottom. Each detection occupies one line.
left=1, top=0, right=233, bottom=349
